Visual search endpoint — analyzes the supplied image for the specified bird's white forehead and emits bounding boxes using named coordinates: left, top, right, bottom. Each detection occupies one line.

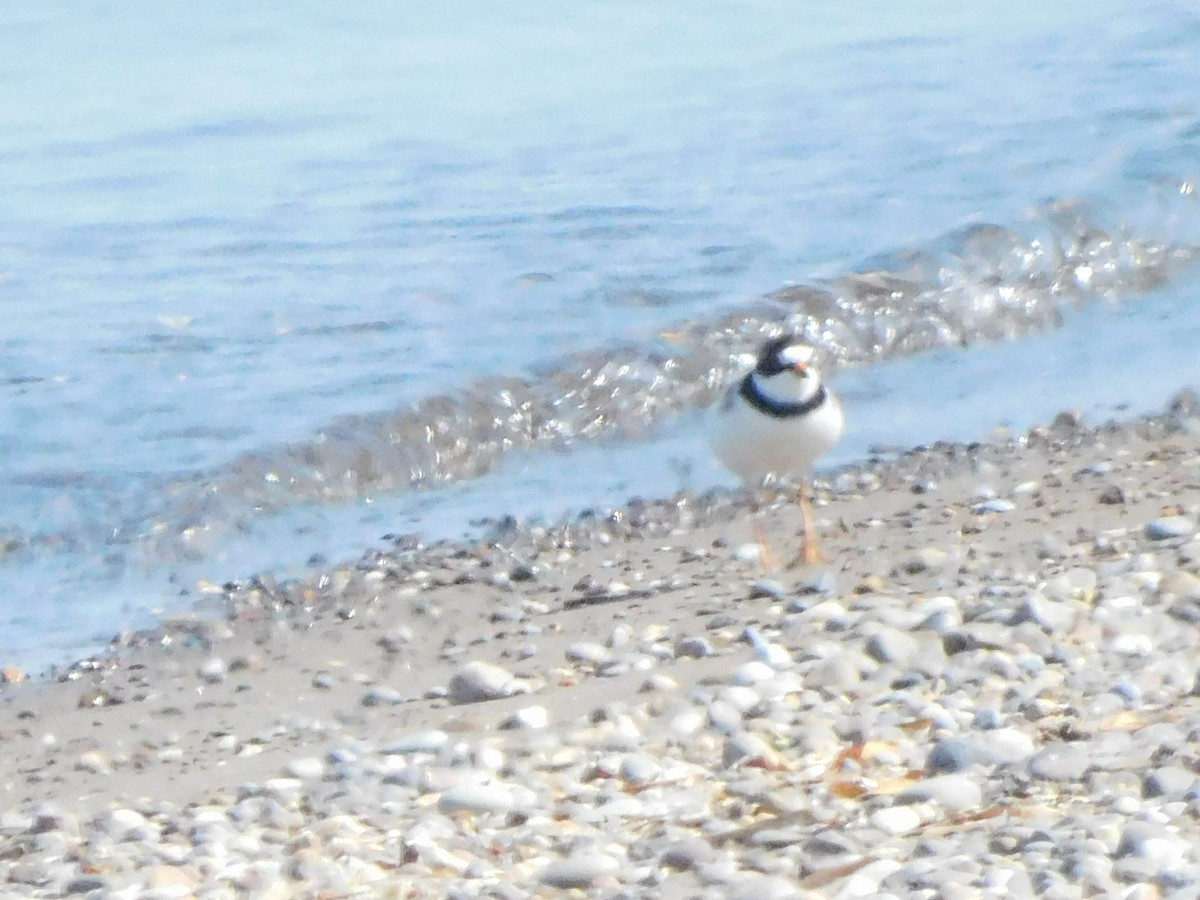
left=779, top=344, right=815, bottom=366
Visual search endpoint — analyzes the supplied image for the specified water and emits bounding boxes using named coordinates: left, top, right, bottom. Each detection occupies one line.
left=3, top=1, right=1200, bottom=670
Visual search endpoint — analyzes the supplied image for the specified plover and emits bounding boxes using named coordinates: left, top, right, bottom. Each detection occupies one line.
left=711, top=336, right=844, bottom=566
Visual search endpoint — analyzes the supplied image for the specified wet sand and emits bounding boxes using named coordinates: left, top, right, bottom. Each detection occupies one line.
left=2, top=399, right=1200, bottom=896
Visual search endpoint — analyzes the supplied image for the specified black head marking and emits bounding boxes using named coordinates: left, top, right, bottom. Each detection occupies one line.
left=755, top=336, right=805, bottom=377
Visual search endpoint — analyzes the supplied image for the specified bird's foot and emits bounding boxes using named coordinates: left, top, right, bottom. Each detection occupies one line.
left=786, top=542, right=826, bottom=570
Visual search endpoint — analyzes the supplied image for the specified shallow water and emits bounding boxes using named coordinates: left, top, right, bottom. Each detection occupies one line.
left=3, top=2, right=1200, bottom=668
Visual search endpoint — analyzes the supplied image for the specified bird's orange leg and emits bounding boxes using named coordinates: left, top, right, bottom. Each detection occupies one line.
left=751, top=517, right=779, bottom=571
left=787, top=483, right=824, bottom=569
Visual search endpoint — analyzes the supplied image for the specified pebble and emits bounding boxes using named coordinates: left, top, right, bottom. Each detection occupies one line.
left=1028, top=743, right=1090, bottom=781
left=926, top=730, right=1033, bottom=773
left=198, top=657, right=228, bottom=684
left=1145, top=515, right=1195, bottom=540
left=361, top=686, right=409, bottom=706
left=75, top=750, right=112, bottom=775
left=538, top=852, right=621, bottom=888
left=383, top=730, right=448, bottom=755
left=864, top=627, right=919, bottom=667
left=896, top=775, right=983, bottom=811
left=675, top=636, right=715, bottom=659
left=447, top=660, right=526, bottom=704
left=500, top=705, right=548, bottom=730
left=730, top=661, right=776, bottom=685
left=869, top=806, right=922, bottom=835
left=566, top=642, right=611, bottom=665
left=285, top=757, right=325, bottom=780
left=619, top=753, right=661, bottom=786
left=437, top=782, right=516, bottom=815
left=749, top=579, right=788, bottom=600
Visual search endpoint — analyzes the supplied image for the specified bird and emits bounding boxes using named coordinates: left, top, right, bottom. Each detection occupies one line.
left=710, top=335, right=844, bottom=567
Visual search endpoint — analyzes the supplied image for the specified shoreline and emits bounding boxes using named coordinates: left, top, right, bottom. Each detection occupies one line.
left=3, top=397, right=1200, bottom=895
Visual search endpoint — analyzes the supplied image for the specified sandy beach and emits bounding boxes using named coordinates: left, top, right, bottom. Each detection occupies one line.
left=3, top=397, right=1200, bottom=897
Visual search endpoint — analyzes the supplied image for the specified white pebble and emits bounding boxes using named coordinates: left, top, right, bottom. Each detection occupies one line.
left=285, top=757, right=325, bottom=780
left=501, top=705, right=548, bottom=730
left=731, top=661, right=777, bottom=685
left=438, top=782, right=516, bottom=815
left=448, top=661, right=526, bottom=704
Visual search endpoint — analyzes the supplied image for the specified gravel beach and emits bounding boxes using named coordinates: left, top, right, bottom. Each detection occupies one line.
left=4, top=399, right=1200, bottom=898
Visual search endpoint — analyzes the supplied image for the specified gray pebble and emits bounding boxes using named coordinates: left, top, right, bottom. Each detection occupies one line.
left=865, top=628, right=919, bottom=667
left=538, top=852, right=621, bottom=888
left=661, top=836, right=716, bottom=870
left=749, top=579, right=788, bottom=600
left=198, top=657, right=228, bottom=684
left=448, top=660, right=524, bottom=704
left=285, top=756, right=324, bottom=780
left=382, top=730, right=448, bottom=755
left=619, top=753, right=661, bottom=786
left=438, top=783, right=516, bottom=815
left=926, top=737, right=1000, bottom=774
left=1014, top=592, right=1078, bottom=634
left=361, top=686, right=409, bottom=707
left=675, top=636, right=715, bottom=659
left=565, top=641, right=611, bottom=665
left=1144, top=766, right=1198, bottom=799
left=897, top=774, right=983, bottom=811
left=1027, top=742, right=1090, bottom=781
left=1146, top=515, right=1195, bottom=540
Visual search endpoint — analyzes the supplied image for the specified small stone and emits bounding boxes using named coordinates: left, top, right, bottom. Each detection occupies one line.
left=448, top=661, right=526, bottom=704
left=1160, top=571, right=1200, bottom=601
left=75, top=750, right=111, bottom=775
left=1098, top=484, right=1125, bottom=504
left=1116, top=821, right=1188, bottom=868
left=869, top=806, right=921, bottom=835
left=198, top=658, right=227, bottom=684
left=730, top=661, right=776, bottom=685
left=662, top=836, right=716, bottom=870
left=500, top=705, right=549, bottom=730
left=735, top=543, right=766, bottom=563
left=744, top=628, right=792, bottom=667
left=854, top=574, right=887, bottom=594
left=1143, top=766, right=1197, bottom=800
left=565, top=642, right=611, bottom=665
left=723, top=731, right=778, bottom=768
left=383, top=730, right=448, bottom=755
left=748, top=579, right=787, bottom=600
left=438, top=782, right=516, bottom=815
left=927, top=731, right=1033, bottom=773
left=1014, top=591, right=1077, bottom=634
left=64, top=876, right=108, bottom=893
left=1146, top=516, right=1195, bottom=540
left=311, top=672, right=334, bottom=690
left=895, top=546, right=948, bottom=575
left=865, top=628, right=919, bottom=667
left=974, top=498, right=1016, bottom=514
left=361, top=686, right=409, bottom=706
left=896, top=774, right=983, bottom=811
left=285, top=757, right=325, bottom=780
left=145, top=865, right=198, bottom=893
left=1028, top=743, right=1090, bottom=781
left=675, top=636, right=715, bottom=659
left=794, top=568, right=838, bottom=595
left=539, top=853, right=621, bottom=888
left=619, top=753, right=661, bottom=786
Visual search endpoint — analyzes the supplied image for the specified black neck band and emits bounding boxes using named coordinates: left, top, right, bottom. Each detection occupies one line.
left=739, top=374, right=827, bottom=419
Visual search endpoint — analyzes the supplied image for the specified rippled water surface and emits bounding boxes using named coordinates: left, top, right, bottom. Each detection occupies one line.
left=3, top=1, right=1200, bottom=668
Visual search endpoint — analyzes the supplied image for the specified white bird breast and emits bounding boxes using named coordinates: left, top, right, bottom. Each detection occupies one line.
left=710, top=386, right=845, bottom=484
